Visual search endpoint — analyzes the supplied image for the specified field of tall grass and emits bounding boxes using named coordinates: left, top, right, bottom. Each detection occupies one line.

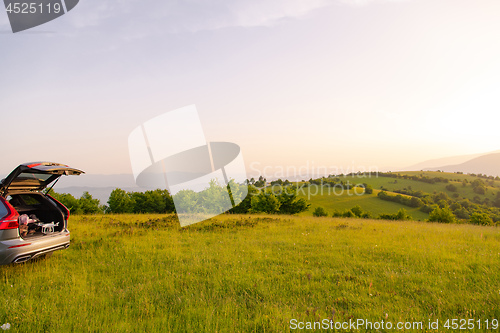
left=1, top=214, right=499, bottom=332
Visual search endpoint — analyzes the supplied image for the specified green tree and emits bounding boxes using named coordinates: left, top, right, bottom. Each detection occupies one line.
left=130, top=192, right=148, bottom=213
left=254, top=176, right=266, bottom=188
left=159, top=189, right=176, bottom=213
left=172, top=189, right=199, bottom=214
left=270, top=179, right=283, bottom=186
left=428, top=206, right=456, bottom=223
left=409, top=196, right=424, bottom=207
left=395, top=208, right=411, bottom=221
left=363, top=184, right=373, bottom=195
left=250, top=191, right=280, bottom=214
left=49, top=191, right=82, bottom=214
left=420, top=204, right=434, bottom=213
left=332, top=209, right=342, bottom=217
left=432, top=192, right=451, bottom=204
left=276, top=187, right=310, bottom=214
left=107, top=188, right=134, bottom=213
left=228, top=185, right=257, bottom=214
left=342, top=209, right=355, bottom=218
left=198, top=180, right=232, bottom=214
left=473, top=185, right=486, bottom=195
left=493, top=192, right=500, bottom=208
left=313, top=207, right=328, bottom=217
left=469, top=212, right=493, bottom=226
left=79, top=192, right=103, bottom=214
left=445, top=184, right=458, bottom=192
left=471, top=179, right=484, bottom=187
left=350, top=205, right=363, bottom=217
left=379, top=209, right=411, bottom=221
left=143, top=190, right=170, bottom=213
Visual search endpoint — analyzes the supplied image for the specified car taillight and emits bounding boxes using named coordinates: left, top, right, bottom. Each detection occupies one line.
left=63, top=205, right=70, bottom=220
left=0, top=198, right=19, bottom=230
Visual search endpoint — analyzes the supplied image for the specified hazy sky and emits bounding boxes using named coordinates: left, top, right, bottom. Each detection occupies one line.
left=1, top=0, right=499, bottom=177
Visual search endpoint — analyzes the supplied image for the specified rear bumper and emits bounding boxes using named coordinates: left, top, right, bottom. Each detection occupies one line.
left=0, top=230, right=70, bottom=265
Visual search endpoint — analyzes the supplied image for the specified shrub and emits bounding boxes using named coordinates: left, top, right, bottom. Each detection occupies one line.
left=378, top=191, right=423, bottom=208
left=432, top=192, right=451, bottom=204
left=420, top=204, right=434, bottom=213
left=313, top=207, right=328, bottom=217
left=250, top=192, right=280, bottom=214
left=453, top=207, right=470, bottom=220
left=364, top=184, right=373, bottom=194
left=473, top=186, right=486, bottom=195
left=445, top=184, right=458, bottom=192
left=469, top=212, right=493, bottom=226
left=276, top=187, right=310, bottom=214
left=350, top=205, right=363, bottom=217
left=428, top=206, right=456, bottom=223
left=342, top=210, right=355, bottom=218
left=361, top=212, right=373, bottom=219
left=332, top=210, right=342, bottom=218
left=379, top=209, right=411, bottom=221
left=409, top=196, right=424, bottom=207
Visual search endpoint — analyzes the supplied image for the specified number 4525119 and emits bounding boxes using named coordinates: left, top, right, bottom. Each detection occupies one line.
left=443, top=319, right=499, bottom=330
left=6, top=2, right=62, bottom=14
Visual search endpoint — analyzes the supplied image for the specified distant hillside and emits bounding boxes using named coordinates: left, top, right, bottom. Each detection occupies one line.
left=55, top=186, right=142, bottom=205
left=404, top=149, right=500, bottom=171
left=54, top=174, right=142, bottom=205
left=55, top=174, right=138, bottom=188
left=427, top=153, right=500, bottom=177
left=0, top=174, right=141, bottom=205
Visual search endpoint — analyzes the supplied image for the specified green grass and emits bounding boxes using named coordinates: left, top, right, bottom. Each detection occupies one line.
left=298, top=186, right=429, bottom=221
left=1, top=214, right=499, bottom=332
left=342, top=171, right=500, bottom=202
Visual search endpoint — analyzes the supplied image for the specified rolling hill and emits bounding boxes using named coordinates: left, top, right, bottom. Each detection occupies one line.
left=404, top=150, right=500, bottom=177
left=428, top=152, right=500, bottom=177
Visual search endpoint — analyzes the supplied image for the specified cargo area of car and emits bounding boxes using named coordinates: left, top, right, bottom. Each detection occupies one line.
left=7, top=193, right=65, bottom=238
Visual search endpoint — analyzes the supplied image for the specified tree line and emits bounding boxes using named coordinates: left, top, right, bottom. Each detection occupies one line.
left=49, top=189, right=175, bottom=215
left=312, top=205, right=412, bottom=221
left=49, top=181, right=310, bottom=216
left=376, top=188, right=500, bottom=226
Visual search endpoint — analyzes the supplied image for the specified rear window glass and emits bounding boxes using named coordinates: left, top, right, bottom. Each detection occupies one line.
left=17, top=195, right=42, bottom=206
left=16, top=173, right=53, bottom=182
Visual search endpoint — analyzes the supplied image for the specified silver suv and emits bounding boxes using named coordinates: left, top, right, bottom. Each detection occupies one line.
left=0, top=162, right=84, bottom=264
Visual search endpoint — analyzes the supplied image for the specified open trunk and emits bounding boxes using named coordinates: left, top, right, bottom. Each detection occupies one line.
left=7, top=193, right=65, bottom=239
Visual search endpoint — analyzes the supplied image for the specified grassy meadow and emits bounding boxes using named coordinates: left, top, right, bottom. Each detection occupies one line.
left=293, top=171, right=500, bottom=222
left=1, top=214, right=499, bottom=332
left=297, top=187, right=429, bottom=221
left=341, top=171, right=500, bottom=202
